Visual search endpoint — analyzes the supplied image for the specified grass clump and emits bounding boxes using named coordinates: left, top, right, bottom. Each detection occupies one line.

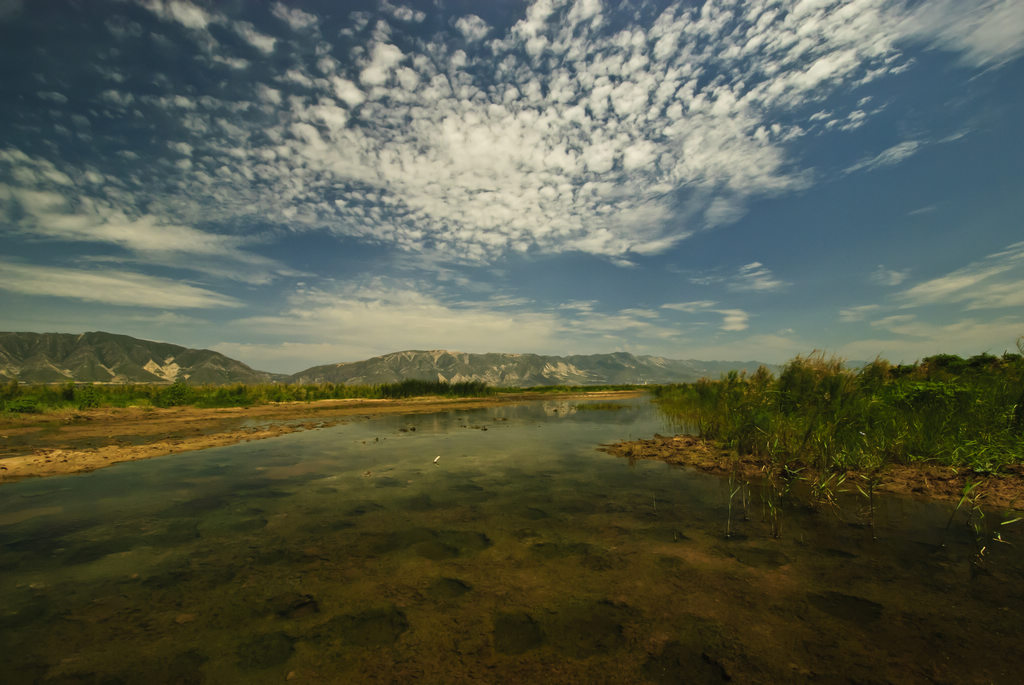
left=572, top=402, right=628, bottom=411
left=652, top=349, right=1024, bottom=476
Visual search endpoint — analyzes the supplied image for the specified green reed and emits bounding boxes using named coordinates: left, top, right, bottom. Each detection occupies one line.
left=0, top=378, right=495, bottom=413
left=652, top=348, right=1024, bottom=477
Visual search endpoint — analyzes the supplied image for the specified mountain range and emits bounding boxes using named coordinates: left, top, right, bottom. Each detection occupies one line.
left=290, top=349, right=777, bottom=386
left=0, top=332, right=283, bottom=385
left=0, top=332, right=778, bottom=386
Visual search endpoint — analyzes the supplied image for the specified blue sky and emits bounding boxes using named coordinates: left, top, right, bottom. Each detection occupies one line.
left=0, top=0, right=1022, bottom=373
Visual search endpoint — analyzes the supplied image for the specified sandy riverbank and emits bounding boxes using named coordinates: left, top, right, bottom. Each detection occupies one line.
left=601, top=434, right=1024, bottom=510
left=0, top=390, right=643, bottom=482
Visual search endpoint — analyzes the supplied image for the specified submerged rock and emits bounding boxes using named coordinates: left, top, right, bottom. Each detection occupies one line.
left=316, top=606, right=409, bottom=647
left=550, top=600, right=633, bottom=657
left=427, top=577, right=472, bottom=600
left=236, top=631, right=294, bottom=669
left=807, top=591, right=883, bottom=622
left=266, top=592, right=319, bottom=619
left=166, top=649, right=208, bottom=684
left=643, top=641, right=731, bottom=683
left=493, top=611, right=544, bottom=654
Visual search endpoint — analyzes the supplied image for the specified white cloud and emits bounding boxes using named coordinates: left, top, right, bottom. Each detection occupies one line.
left=662, top=300, right=717, bottom=313
left=4, top=184, right=226, bottom=255
left=359, top=43, right=404, bottom=86
left=10, top=0, right=1020, bottom=269
left=558, top=300, right=597, bottom=312
left=837, top=317, right=1024, bottom=363
left=844, top=140, right=921, bottom=174
left=678, top=333, right=806, bottom=364
left=455, top=15, right=490, bottom=42
left=331, top=77, right=366, bottom=107
left=231, top=282, right=563, bottom=360
left=141, top=0, right=212, bottom=30
left=256, top=84, right=282, bottom=104
left=212, top=341, right=358, bottom=374
left=271, top=3, right=317, bottom=31
left=223, top=281, right=689, bottom=368
left=212, top=55, right=249, bottom=69
left=730, top=262, right=788, bottom=292
left=100, top=89, right=135, bottom=107
left=899, top=242, right=1024, bottom=309
left=620, top=308, right=660, bottom=319
left=905, top=0, right=1024, bottom=67
left=0, top=158, right=291, bottom=283
left=716, top=309, right=750, bottom=332
left=839, top=304, right=881, bottom=323
left=106, top=15, right=143, bottom=39
left=870, top=265, right=909, bottom=286
left=871, top=314, right=917, bottom=328
left=233, top=21, right=276, bottom=53
left=389, top=5, right=425, bottom=23
left=704, top=197, right=745, bottom=227
left=0, top=261, right=241, bottom=308
left=37, top=91, right=68, bottom=104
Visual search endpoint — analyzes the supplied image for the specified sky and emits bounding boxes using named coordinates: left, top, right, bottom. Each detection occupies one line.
left=0, top=0, right=1022, bottom=374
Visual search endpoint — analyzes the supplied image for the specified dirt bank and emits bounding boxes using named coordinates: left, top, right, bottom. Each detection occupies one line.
left=0, top=390, right=643, bottom=482
left=601, top=433, right=1024, bottom=510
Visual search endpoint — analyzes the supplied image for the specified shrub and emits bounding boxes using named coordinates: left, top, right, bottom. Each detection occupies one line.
left=155, top=382, right=193, bottom=407
left=4, top=398, right=41, bottom=414
left=75, top=385, right=101, bottom=409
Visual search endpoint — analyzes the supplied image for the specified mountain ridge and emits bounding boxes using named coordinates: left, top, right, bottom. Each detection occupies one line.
left=288, top=348, right=778, bottom=386
left=0, top=332, right=780, bottom=386
left=0, top=331, right=283, bottom=385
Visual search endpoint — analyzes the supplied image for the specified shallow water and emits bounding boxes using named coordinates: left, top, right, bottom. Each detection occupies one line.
left=1, top=397, right=1022, bottom=683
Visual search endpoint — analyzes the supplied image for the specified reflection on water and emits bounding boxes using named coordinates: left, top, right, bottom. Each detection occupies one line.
left=1, top=397, right=1022, bottom=683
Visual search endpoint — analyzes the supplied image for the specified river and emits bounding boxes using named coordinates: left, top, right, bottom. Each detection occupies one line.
left=1, top=396, right=1022, bottom=683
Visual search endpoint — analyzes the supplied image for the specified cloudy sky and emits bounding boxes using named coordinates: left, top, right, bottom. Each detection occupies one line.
left=1, top=0, right=1022, bottom=373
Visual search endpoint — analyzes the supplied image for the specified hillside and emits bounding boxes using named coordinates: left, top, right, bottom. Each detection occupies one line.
left=1, top=333, right=779, bottom=386
left=0, top=332, right=282, bottom=385
left=288, top=350, right=777, bottom=386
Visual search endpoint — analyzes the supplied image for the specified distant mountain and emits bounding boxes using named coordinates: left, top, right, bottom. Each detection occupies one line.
left=1, top=333, right=780, bottom=387
left=288, top=350, right=779, bottom=386
left=0, top=332, right=283, bottom=385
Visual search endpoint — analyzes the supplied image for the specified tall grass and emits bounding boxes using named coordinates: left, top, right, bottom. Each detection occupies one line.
left=653, top=350, right=1024, bottom=475
left=0, top=379, right=641, bottom=415
left=0, top=378, right=494, bottom=413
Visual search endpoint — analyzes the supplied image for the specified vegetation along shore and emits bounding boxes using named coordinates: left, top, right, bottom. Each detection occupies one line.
left=604, top=349, right=1024, bottom=548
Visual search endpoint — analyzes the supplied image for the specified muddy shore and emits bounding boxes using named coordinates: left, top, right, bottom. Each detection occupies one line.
left=0, top=391, right=642, bottom=482
left=601, top=434, right=1024, bottom=511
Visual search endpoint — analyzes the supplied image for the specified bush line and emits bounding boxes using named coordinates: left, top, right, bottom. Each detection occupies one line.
left=652, top=350, right=1024, bottom=474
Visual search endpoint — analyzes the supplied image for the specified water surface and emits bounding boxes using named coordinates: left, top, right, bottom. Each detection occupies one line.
left=1, top=397, right=1022, bottom=683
